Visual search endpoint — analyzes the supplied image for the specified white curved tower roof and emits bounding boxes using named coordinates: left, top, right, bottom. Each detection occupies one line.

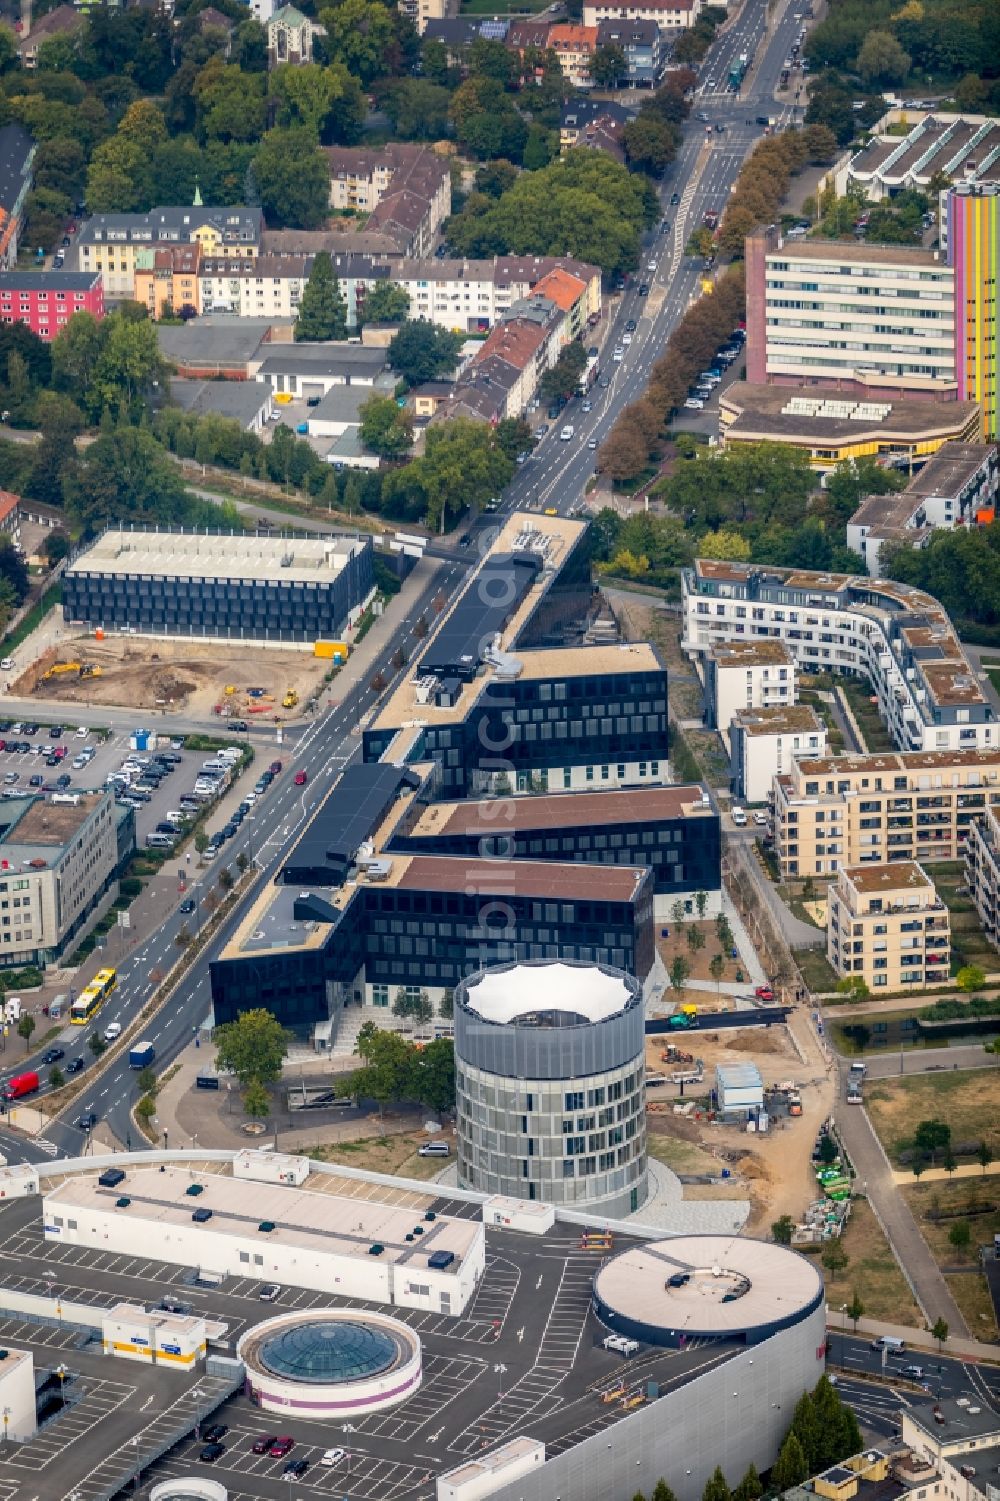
left=464, top=961, right=633, bottom=1024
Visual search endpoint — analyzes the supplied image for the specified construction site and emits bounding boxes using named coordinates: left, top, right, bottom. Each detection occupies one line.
left=8, top=634, right=337, bottom=721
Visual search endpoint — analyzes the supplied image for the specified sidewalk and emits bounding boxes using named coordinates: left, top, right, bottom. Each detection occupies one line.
left=829, top=1312, right=998, bottom=1362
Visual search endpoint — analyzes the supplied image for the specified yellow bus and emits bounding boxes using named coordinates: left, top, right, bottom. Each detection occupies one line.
left=69, top=967, right=117, bottom=1025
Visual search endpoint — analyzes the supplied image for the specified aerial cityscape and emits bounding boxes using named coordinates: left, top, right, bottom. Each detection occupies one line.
left=0, top=0, right=994, bottom=1497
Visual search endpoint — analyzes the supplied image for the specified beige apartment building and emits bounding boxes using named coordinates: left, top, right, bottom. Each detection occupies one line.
left=962, top=802, right=1000, bottom=955
left=772, top=748, right=1000, bottom=880
left=827, top=861, right=950, bottom=990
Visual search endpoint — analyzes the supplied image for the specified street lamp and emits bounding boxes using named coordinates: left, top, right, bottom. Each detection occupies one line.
left=2, top=1405, right=10, bottom=1444
left=55, top=1364, right=67, bottom=1409
left=494, top=1363, right=507, bottom=1397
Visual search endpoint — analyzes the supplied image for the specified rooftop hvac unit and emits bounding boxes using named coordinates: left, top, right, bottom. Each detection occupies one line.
left=414, top=676, right=439, bottom=705
left=364, top=858, right=394, bottom=882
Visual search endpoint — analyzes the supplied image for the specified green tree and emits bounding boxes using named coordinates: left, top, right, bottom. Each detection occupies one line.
left=382, top=416, right=513, bottom=532
left=771, top=1213, right=794, bottom=1245
left=956, top=965, right=986, bottom=994
left=359, top=281, right=410, bottom=327
left=137, top=1066, right=157, bottom=1095
left=978, top=1139, right=993, bottom=1174
left=930, top=1316, right=949, bottom=1351
left=320, top=0, right=396, bottom=85
left=732, top=1465, right=762, bottom=1501
left=360, top=394, right=413, bottom=459
left=270, top=61, right=355, bottom=138
left=213, top=1007, right=290, bottom=1086
left=195, top=830, right=210, bottom=856
left=771, top=1433, right=808, bottom=1491
left=709, top=952, right=725, bottom=992
left=821, top=1239, right=849, bottom=1283
left=254, top=127, right=330, bottom=229
left=686, top=926, right=706, bottom=956
left=699, top=529, right=751, bottom=561
left=194, top=57, right=267, bottom=141
left=539, top=341, right=587, bottom=402
left=243, top=1079, right=271, bottom=1121
left=846, top=1290, right=864, bottom=1331
left=63, top=428, right=193, bottom=531
left=295, top=252, right=348, bottom=342
left=856, top=29, right=911, bottom=85
left=384, top=79, right=451, bottom=141
left=669, top=954, right=690, bottom=994
left=16, top=1013, right=35, bottom=1051
left=589, top=41, right=626, bottom=86
left=89, top=1031, right=107, bottom=1058
left=818, top=1134, right=838, bottom=1167
left=49, top=1065, right=64, bottom=1089
left=388, top=320, right=463, bottom=387
left=948, top=1221, right=971, bottom=1252
left=702, top=1466, right=730, bottom=1501
left=914, top=1118, right=951, bottom=1164
left=345, top=1024, right=413, bottom=1124
left=408, top=1036, right=455, bottom=1113
left=836, top=975, right=871, bottom=1004
left=622, top=111, right=679, bottom=177
left=90, top=314, right=168, bottom=423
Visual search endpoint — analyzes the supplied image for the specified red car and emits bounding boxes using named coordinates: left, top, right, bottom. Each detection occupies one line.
left=294, top=770, right=307, bottom=786
left=269, top=760, right=283, bottom=775
left=270, top=1437, right=295, bottom=1458
left=755, top=985, right=774, bottom=1001
left=251, top=1435, right=277, bottom=1454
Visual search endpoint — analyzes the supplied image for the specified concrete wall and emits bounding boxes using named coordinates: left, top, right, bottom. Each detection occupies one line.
left=485, top=1304, right=828, bottom=1501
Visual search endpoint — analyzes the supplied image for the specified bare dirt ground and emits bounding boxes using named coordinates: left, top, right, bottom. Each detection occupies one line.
left=656, top=918, right=751, bottom=999
left=12, top=634, right=334, bottom=722
left=644, top=1009, right=836, bottom=1232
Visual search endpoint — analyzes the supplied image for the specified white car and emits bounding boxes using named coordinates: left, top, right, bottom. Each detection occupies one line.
left=559, top=425, right=574, bottom=441
left=752, top=811, right=768, bottom=826
left=731, top=807, right=748, bottom=826
left=684, top=397, right=705, bottom=410
left=75, top=726, right=88, bottom=739
left=588, top=438, right=598, bottom=449
left=622, top=333, right=633, bottom=346
left=104, top=1022, right=122, bottom=1042
left=322, top=1449, right=347, bottom=1467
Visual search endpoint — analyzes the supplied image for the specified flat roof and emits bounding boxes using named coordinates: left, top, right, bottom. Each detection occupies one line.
left=392, top=854, right=649, bottom=903
left=44, top=1166, right=479, bottom=1275
left=463, top=960, right=637, bottom=1025
left=67, top=528, right=367, bottom=586
left=408, top=783, right=711, bottom=839
left=517, top=642, right=662, bottom=678
left=593, top=1234, right=823, bottom=1335
left=906, top=1397, right=1000, bottom=1443
left=720, top=383, right=982, bottom=443
left=372, top=510, right=588, bottom=732
left=788, top=747, right=1000, bottom=780
left=283, top=762, right=422, bottom=883
left=766, top=238, right=945, bottom=270
left=841, top=861, right=932, bottom=894
left=709, top=640, right=793, bottom=667
left=106, top=1302, right=206, bottom=1340
left=733, top=704, right=825, bottom=737
left=0, top=791, right=106, bottom=868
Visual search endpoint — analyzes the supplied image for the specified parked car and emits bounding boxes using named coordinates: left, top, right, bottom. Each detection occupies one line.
left=252, top=1436, right=278, bottom=1455
left=202, top=1424, right=228, bottom=1443
left=199, top=1443, right=225, bottom=1463
left=755, top=985, right=774, bottom=1001
left=270, top=1437, right=295, bottom=1458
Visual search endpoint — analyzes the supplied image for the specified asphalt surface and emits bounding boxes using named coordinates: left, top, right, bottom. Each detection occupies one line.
left=828, top=1331, right=1000, bottom=1439
left=0, top=0, right=813, bottom=1169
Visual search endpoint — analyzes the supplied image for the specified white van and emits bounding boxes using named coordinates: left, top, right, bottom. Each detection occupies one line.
left=104, top=1021, right=122, bottom=1043
left=559, top=425, right=575, bottom=441
left=0, top=658, right=13, bottom=671
left=871, top=1335, right=904, bottom=1352
left=418, top=1140, right=450, bottom=1157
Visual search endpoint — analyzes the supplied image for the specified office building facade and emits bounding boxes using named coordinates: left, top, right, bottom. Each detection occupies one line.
left=63, top=528, right=374, bottom=646
left=948, top=182, right=999, bottom=443
left=454, top=959, right=648, bottom=1216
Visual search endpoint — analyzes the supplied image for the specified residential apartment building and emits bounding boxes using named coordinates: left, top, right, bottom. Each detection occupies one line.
left=582, top=0, right=698, bottom=28
left=548, top=24, right=599, bottom=87
left=325, top=145, right=451, bottom=260
left=847, top=441, right=999, bottom=576
left=389, top=254, right=600, bottom=335
left=396, top=0, right=458, bottom=34
left=133, top=246, right=201, bottom=320
left=827, top=861, right=950, bottom=991
left=745, top=227, right=957, bottom=399
left=963, top=801, right=1000, bottom=954
left=0, top=271, right=104, bottom=340
left=0, top=792, right=133, bottom=968
left=731, top=703, right=827, bottom=806
left=595, top=19, right=666, bottom=84
left=719, top=382, right=983, bottom=472
left=841, top=110, right=1000, bottom=205
left=0, top=125, right=36, bottom=271
left=560, top=98, right=633, bottom=151
left=704, top=639, right=797, bottom=734
left=771, top=747, right=1000, bottom=879
left=17, top=4, right=85, bottom=67
left=683, top=559, right=996, bottom=756
left=199, top=254, right=313, bottom=319
left=439, top=296, right=565, bottom=423
left=78, top=205, right=262, bottom=299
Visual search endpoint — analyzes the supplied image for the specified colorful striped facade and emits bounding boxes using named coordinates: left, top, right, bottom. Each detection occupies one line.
left=949, top=182, right=999, bottom=440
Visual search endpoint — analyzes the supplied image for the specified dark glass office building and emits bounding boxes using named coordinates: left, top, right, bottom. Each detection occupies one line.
left=63, top=527, right=374, bottom=644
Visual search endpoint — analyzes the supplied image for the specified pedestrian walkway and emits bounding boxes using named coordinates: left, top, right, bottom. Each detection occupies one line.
left=837, top=1313, right=998, bottom=1363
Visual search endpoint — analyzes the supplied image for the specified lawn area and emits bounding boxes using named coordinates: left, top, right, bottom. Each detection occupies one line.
left=902, top=1178, right=1000, bottom=1340
left=646, top=1130, right=722, bottom=1176
left=305, top=1129, right=452, bottom=1182
left=825, top=1198, right=922, bottom=1326
left=864, top=1069, right=1000, bottom=1168
left=794, top=945, right=841, bottom=995
left=840, top=680, right=896, bottom=754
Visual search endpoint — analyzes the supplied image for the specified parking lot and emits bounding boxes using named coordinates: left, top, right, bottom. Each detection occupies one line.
left=0, top=718, right=259, bottom=853
left=0, top=1189, right=736, bottom=1501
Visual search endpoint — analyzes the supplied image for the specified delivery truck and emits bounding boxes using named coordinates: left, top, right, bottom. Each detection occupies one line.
left=3, top=1071, right=39, bottom=1101
left=129, top=1041, right=155, bottom=1070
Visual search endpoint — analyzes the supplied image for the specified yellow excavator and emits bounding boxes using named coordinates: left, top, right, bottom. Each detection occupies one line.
left=282, top=689, right=299, bottom=709
left=42, top=662, right=102, bottom=680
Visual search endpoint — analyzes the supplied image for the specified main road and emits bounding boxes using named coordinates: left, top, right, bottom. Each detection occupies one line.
left=0, top=0, right=809, bottom=1162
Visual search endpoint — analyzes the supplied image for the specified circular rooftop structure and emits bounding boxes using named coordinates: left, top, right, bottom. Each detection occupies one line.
left=238, top=1309, right=421, bottom=1418
left=593, top=1234, right=825, bottom=1349
left=462, top=959, right=639, bottom=1028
